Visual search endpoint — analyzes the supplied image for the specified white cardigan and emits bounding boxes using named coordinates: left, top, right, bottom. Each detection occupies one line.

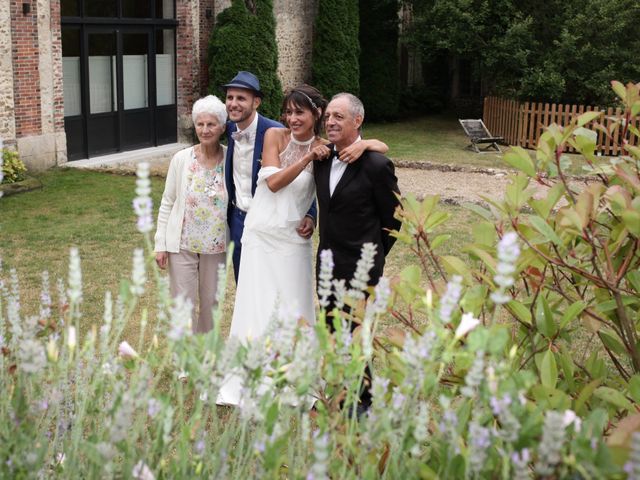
left=154, top=145, right=227, bottom=253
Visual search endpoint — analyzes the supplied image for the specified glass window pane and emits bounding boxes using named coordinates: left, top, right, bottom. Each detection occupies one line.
left=61, top=0, right=79, bottom=16
left=84, top=0, right=117, bottom=17
left=62, top=28, right=81, bottom=116
left=123, top=33, right=149, bottom=110
left=155, top=0, right=174, bottom=19
left=88, top=32, right=117, bottom=114
left=123, top=0, right=150, bottom=18
left=156, top=29, right=175, bottom=106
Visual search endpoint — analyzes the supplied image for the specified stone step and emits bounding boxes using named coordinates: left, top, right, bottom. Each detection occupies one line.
left=63, top=143, right=190, bottom=175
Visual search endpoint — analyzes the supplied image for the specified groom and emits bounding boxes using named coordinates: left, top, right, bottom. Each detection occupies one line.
left=222, top=71, right=316, bottom=280
left=313, top=92, right=402, bottom=411
left=314, top=92, right=401, bottom=303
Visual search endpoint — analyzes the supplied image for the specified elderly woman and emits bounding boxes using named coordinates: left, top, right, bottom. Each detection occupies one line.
left=154, top=95, right=228, bottom=333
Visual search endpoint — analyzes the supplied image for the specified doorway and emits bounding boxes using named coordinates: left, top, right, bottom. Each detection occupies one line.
left=61, top=2, right=177, bottom=160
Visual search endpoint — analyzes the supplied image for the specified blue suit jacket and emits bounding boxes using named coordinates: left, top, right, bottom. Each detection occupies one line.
left=224, top=114, right=317, bottom=222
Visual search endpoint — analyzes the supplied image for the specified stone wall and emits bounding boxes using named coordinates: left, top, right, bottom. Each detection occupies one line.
left=6, top=0, right=65, bottom=171
left=273, top=0, right=317, bottom=90
left=0, top=0, right=16, bottom=147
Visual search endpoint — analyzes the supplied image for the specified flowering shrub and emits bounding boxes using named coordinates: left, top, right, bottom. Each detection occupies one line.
left=1, top=81, right=639, bottom=478
left=1, top=149, right=27, bottom=184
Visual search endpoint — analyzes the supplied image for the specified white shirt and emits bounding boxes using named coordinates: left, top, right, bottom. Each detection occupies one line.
left=329, top=136, right=361, bottom=196
left=232, top=114, right=259, bottom=211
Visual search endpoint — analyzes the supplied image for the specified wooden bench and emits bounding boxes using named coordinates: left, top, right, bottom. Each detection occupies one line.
left=459, top=119, right=504, bottom=153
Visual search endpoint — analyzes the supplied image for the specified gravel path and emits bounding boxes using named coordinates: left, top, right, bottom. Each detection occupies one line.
left=394, top=160, right=591, bottom=206
left=77, top=157, right=590, bottom=206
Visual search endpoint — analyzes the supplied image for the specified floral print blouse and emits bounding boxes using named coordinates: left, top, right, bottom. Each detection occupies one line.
left=179, top=149, right=227, bottom=254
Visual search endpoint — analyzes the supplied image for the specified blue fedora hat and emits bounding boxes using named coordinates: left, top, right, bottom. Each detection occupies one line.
left=222, top=71, right=263, bottom=97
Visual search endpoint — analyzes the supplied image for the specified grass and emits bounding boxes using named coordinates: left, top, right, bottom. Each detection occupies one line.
left=0, top=168, right=475, bottom=342
left=365, top=114, right=505, bottom=168
left=366, top=114, right=606, bottom=175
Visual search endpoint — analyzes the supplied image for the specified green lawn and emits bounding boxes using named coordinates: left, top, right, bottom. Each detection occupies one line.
left=365, top=114, right=506, bottom=168
left=0, top=168, right=475, bottom=342
left=366, top=114, right=603, bottom=175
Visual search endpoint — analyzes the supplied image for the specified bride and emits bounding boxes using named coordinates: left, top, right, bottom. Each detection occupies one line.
left=216, top=85, right=387, bottom=406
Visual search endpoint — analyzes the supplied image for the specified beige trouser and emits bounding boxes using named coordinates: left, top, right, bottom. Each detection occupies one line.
left=168, top=250, right=225, bottom=334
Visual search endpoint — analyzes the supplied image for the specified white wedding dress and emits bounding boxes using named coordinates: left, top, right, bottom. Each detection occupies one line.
left=216, top=135, right=316, bottom=406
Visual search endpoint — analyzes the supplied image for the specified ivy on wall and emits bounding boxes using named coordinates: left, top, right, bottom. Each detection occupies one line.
left=311, top=0, right=360, bottom=101
left=359, top=0, right=399, bottom=120
left=208, top=0, right=283, bottom=120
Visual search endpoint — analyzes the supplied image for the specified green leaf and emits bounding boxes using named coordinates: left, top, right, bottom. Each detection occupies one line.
left=507, top=299, right=532, bottom=325
left=504, top=147, right=536, bottom=176
left=529, top=182, right=565, bottom=218
left=593, top=386, right=634, bottom=412
left=598, top=330, right=626, bottom=355
left=628, top=375, right=640, bottom=403
left=558, top=351, right=575, bottom=392
left=440, top=255, right=473, bottom=284
left=611, top=80, right=627, bottom=101
left=558, top=300, right=586, bottom=330
left=574, top=379, right=602, bottom=415
left=463, top=245, right=496, bottom=271
left=576, top=110, right=602, bottom=127
left=472, top=221, right=497, bottom=247
left=536, top=296, right=557, bottom=338
left=430, top=234, right=450, bottom=250
left=622, top=209, right=640, bottom=236
left=529, top=215, right=562, bottom=246
left=540, top=349, right=558, bottom=389
left=463, top=202, right=493, bottom=221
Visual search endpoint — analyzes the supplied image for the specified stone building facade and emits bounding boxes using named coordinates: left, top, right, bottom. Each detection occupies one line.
left=1, top=0, right=318, bottom=171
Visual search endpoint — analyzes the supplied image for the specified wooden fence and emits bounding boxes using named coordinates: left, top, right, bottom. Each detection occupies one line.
left=483, top=96, right=639, bottom=155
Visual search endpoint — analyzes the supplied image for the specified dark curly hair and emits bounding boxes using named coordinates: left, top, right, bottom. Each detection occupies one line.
left=280, top=84, right=328, bottom=136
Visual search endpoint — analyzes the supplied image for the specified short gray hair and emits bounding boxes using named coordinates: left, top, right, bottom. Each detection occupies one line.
left=192, top=95, right=227, bottom=126
left=331, top=92, right=365, bottom=121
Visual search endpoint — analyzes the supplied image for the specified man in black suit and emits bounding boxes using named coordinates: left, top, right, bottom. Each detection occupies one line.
left=313, top=92, right=401, bottom=412
left=314, top=92, right=401, bottom=301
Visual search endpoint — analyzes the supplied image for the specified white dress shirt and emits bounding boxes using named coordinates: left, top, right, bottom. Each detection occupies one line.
left=232, top=114, right=259, bottom=211
left=329, top=136, right=361, bottom=196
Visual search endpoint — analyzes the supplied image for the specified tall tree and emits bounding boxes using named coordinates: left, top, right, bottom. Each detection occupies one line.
left=208, top=0, right=283, bottom=120
left=359, top=0, right=400, bottom=120
left=312, top=0, right=360, bottom=99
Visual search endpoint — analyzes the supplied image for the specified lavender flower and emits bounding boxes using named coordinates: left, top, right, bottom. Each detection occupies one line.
left=317, top=249, right=334, bottom=308
left=438, top=275, right=463, bottom=324
left=214, top=261, right=227, bottom=305
left=410, top=402, right=429, bottom=457
left=511, top=448, right=532, bottom=480
left=167, top=295, right=193, bottom=341
left=332, top=279, right=347, bottom=310
left=39, top=271, right=51, bottom=321
left=468, top=421, right=491, bottom=474
left=101, top=291, right=113, bottom=339
left=535, top=410, right=567, bottom=476
left=147, top=398, right=161, bottom=418
left=130, top=248, right=146, bottom=296
left=17, top=339, right=46, bottom=374
left=625, top=432, right=640, bottom=479
left=132, top=460, right=155, bottom=480
left=133, top=162, right=154, bottom=233
left=67, top=247, right=82, bottom=305
left=307, top=431, right=330, bottom=480
left=348, top=243, right=377, bottom=298
left=490, top=231, right=520, bottom=304
left=460, top=350, right=485, bottom=397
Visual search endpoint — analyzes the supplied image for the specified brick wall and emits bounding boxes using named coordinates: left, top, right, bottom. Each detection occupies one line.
left=11, top=0, right=41, bottom=137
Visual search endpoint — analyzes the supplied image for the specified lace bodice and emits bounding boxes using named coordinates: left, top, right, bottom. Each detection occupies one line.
left=279, top=134, right=315, bottom=173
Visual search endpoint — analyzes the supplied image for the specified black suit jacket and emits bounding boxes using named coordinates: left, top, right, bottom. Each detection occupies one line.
left=314, top=148, right=402, bottom=286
